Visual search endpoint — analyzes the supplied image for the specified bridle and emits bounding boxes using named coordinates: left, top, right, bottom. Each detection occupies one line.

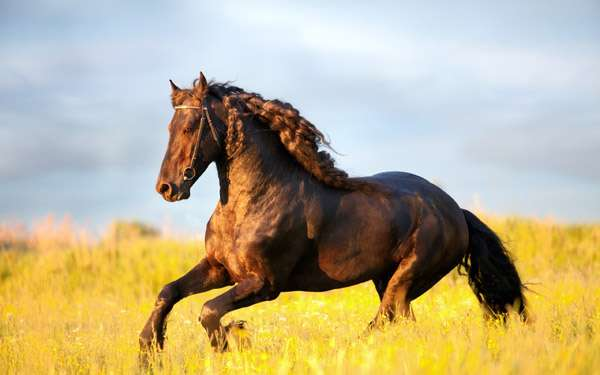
left=174, top=95, right=221, bottom=182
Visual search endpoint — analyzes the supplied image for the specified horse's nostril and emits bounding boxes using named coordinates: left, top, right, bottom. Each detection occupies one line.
left=159, top=183, right=171, bottom=195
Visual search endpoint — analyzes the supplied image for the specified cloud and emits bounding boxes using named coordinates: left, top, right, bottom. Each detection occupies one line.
left=464, top=116, right=600, bottom=182
left=227, top=1, right=600, bottom=94
left=0, top=33, right=175, bottom=180
left=1, top=0, right=599, bottom=225
left=0, top=114, right=162, bottom=179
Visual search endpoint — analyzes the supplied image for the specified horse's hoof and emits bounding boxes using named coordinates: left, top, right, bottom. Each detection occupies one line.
left=138, top=340, right=157, bottom=371
left=208, top=336, right=230, bottom=353
left=206, top=321, right=250, bottom=352
left=362, top=320, right=384, bottom=336
left=224, top=320, right=252, bottom=350
left=138, top=350, right=152, bottom=371
left=139, top=334, right=164, bottom=352
left=139, top=335, right=153, bottom=352
left=225, top=320, right=247, bottom=332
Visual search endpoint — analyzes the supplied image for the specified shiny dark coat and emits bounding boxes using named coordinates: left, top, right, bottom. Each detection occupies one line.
left=140, top=73, right=527, bottom=355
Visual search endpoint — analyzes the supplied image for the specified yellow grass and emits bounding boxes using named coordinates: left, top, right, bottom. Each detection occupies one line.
left=1, top=216, right=599, bottom=374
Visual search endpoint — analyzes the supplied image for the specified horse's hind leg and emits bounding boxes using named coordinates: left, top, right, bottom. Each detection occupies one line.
left=372, top=267, right=395, bottom=300
left=373, top=278, right=388, bottom=300
left=139, top=258, right=231, bottom=354
left=369, top=257, right=417, bottom=329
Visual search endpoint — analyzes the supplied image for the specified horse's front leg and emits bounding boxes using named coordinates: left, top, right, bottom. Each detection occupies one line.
left=199, top=276, right=279, bottom=351
left=139, top=258, right=232, bottom=353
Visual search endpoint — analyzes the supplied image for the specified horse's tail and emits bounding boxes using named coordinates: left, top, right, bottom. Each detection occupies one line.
left=459, top=209, right=528, bottom=321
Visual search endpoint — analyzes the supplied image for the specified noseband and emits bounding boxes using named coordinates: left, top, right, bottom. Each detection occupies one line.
left=174, top=97, right=220, bottom=182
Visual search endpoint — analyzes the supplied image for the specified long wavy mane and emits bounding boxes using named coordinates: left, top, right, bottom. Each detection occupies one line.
left=204, top=82, right=369, bottom=191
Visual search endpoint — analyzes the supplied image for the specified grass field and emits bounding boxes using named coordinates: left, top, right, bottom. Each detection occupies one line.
left=1, top=215, right=599, bottom=374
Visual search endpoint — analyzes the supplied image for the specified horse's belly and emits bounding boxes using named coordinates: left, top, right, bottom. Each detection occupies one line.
left=283, top=241, right=395, bottom=292
left=306, top=201, right=403, bottom=285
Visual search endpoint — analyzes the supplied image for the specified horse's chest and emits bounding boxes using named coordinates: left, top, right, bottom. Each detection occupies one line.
left=205, top=203, right=293, bottom=281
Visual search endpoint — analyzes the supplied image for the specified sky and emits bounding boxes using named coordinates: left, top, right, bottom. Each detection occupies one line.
left=1, top=1, right=599, bottom=233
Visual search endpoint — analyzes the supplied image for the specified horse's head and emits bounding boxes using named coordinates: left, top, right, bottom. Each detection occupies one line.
left=156, top=72, right=225, bottom=202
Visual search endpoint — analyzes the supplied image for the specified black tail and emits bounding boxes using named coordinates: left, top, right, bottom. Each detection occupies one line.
left=459, top=209, right=527, bottom=321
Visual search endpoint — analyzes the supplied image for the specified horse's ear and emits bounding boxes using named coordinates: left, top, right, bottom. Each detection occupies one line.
left=169, top=79, right=180, bottom=93
left=194, top=72, right=208, bottom=96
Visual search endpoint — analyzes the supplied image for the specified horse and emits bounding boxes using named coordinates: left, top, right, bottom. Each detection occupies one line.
left=139, top=71, right=527, bottom=354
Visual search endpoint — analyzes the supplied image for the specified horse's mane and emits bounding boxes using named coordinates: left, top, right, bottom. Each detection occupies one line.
left=203, top=82, right=369, bottom=191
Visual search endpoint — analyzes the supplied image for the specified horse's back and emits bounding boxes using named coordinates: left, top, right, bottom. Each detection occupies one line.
left=365, top=171, right=453, bottom=201
left=363, top=170, right=467, bottom=239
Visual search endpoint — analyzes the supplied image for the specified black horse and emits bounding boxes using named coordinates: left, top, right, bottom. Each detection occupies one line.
left=139, top=72, right=527, bottom=353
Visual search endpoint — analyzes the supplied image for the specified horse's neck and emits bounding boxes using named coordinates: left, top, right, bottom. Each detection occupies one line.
left=215, top=121, right=314, bottom=204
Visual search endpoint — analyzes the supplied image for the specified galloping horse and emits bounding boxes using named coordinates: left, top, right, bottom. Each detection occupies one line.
left=139, top=72, right=527, bottom=353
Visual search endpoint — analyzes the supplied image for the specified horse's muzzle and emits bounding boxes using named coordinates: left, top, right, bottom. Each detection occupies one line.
left=157, top=182, right=189, bottom=202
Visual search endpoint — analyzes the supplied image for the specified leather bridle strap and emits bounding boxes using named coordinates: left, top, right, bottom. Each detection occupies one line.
left=174, top=97, right=220, bottom=181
